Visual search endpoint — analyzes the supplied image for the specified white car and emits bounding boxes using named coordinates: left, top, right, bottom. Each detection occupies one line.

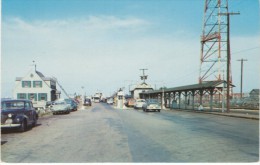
left=142, top=99, right=161, bottom=112
left=134, top=99, right=145, bottom=109
left=107, top=98, right=113, bottom=105
left=51, top=100, right=71, bottom=114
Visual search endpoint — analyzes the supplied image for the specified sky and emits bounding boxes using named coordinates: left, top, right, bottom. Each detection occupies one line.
left=1, top=0, right=260, bottom=98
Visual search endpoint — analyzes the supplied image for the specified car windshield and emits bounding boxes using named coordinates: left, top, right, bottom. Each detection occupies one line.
left=147, top=99, right=159, bottom=104
left=1, top=101, right=25, bottom=110
left=64, top=99, right=72, bottom=103
left=54, top=101, right=66, bottom=105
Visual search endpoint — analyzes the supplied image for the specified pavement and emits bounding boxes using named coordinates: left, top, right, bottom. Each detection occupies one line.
left=168, top=108, right=259, bottom=120
left=42, top=104, right=259, bottom=120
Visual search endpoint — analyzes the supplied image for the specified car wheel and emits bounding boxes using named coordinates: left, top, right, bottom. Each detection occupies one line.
left=19, top=120, right=27, bottom=132
left=158, top=110, right=160, bottom=112
left=32, top=116, right=37, bottom=127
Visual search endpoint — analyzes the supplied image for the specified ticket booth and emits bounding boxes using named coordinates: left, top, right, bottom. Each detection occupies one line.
left=117, top=90, right=124, bottom=109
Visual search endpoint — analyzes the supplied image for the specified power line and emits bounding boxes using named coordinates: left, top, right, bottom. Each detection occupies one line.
left=232, top=46, right=260, bottom=54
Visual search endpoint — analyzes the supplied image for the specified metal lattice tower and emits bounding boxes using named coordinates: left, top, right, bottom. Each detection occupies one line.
left=199, top=0, right=230, bottom=83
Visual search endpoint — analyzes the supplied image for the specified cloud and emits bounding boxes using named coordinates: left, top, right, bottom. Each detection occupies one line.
left=2, top=16, right=259, bottom=97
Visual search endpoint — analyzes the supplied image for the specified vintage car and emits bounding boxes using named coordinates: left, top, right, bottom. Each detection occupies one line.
left=106, top=98, right=113, bottom=105
left=1, top=99, right=38, bottom=132
left=142, top=99, right=161, bottom=112
left=83, top=98, right=92, bottom=106
left=51, top=100, right=71, bottom=114
left=125, top=98, right=135, bottom=107
left=65, top=98, right=78, bottom=111
left=134, top=99, right=146, bottom=109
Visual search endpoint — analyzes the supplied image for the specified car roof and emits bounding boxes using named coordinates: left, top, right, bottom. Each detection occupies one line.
left=1, top=99, right=30, bottom=103
left=146, top=99, right=159, bottom=102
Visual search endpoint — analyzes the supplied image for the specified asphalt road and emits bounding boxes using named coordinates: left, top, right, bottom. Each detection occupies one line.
left=1, top=103, right=259, bottom=163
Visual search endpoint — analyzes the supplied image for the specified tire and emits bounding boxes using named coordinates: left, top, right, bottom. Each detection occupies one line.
left=158, top=110, right=160, bottom=112
left=32, top=116, right=37, bottom=127
left=19, top=120, right=27, bottom=132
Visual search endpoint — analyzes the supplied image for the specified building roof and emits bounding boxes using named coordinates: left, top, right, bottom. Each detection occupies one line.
left=36, top=71, right=45, bottom=78
left=130, top=82, right=153, bottom=91
left=141, top=80, right=233, bottom=94
left=250, top=89, right=259, bottom=94
left=15, top=70, right=55, bottom=82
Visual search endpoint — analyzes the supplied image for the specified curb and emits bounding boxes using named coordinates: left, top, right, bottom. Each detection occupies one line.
left=204, top=112, right=259, bottom=120
left=168, top=109, right=259, bottom=120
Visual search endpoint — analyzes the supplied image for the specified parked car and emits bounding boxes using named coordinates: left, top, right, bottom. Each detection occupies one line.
left=1, top=99, right=38, bottom=132
left=142, top=99, right=161, bottom=112
left=51, top=100, right=71, bottom=114
left=107, top=98, right=113, bottom=105
left=134, top=99, right=146, bottom=109
left=45, top=101, right=54, bottom=109
left=84, top=98, right=92, bottom=106
left=65, top=98, right=78, bottom=111
left=125, top=98, right=135, bottom=107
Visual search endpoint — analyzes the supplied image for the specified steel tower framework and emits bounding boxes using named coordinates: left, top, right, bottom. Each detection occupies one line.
left=199, top=0, right=229, bottom=83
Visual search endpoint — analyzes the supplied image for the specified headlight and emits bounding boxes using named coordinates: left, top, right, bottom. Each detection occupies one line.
left=8, top=113, right=12, bottom=118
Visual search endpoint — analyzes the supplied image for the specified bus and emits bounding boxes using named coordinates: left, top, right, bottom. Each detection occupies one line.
left=93, top=92, right=102, bottom=103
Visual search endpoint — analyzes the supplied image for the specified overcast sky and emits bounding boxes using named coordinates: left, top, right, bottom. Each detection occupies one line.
left=1, top=0, right=260, bottom=98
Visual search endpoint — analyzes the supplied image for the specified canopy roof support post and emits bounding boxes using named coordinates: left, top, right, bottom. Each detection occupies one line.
left=210, top=89, right=214, bottom=111
left=178, top=92, right=181, bottom=109
left=184, top=91, right=188, bottom=110
left=192, top=90, right=195, bottom=110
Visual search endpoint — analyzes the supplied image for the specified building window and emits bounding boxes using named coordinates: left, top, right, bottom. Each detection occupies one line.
left=17, top=93, right=27, bottom=99
left=38, top=93, right=47, bottom=101
left=33, top=81, right=42, bottom=88
left=28, top=93, right=37, bottom=101
left=22, top=81, right=31, bottom=88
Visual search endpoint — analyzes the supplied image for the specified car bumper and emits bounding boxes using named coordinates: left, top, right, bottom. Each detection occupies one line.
left=51, top=109, right=69, bottom=113
left=1, top=123, right=21, bottom=128
left=135, top=105, right=143, bottom=109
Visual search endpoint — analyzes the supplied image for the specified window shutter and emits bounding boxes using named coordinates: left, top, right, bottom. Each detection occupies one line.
left=38, top=93, right=47, bottom=101
left=34, top=93, right=37, bottom=101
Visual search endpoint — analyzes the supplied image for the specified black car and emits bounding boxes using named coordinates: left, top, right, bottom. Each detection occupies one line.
left=1, top=99, right=38, bottom=132
left=84, top=98, right=92, bottom=106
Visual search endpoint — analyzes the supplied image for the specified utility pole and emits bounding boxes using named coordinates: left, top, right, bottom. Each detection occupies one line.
left=237, top=58, right=248, bottom=98
left=219, top=12, right=240, bottom=113
left=140, top=69, right=148, bottom=83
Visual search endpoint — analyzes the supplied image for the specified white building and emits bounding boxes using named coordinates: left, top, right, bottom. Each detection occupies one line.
left=130, top=82, right=153, bottom=99
left=13, top=68, right=59, bottom=109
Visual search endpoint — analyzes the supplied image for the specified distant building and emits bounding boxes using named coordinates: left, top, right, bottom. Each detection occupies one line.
left=130, top=82, right=153, bottom=99
left=13, top=68, right=59, bottom=109
left=249, top=89, right=259, bottom=101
